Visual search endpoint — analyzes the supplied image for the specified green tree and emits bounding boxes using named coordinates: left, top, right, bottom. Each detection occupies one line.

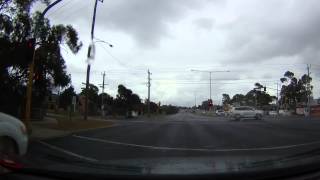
left=161, top=105, right=179, bottom=115
left=80, top=84, right=99, bottom=115
left=0, top=0, right=82, bottom=116
left=231, top=94, right=246, bottom=106
left=245, top=89, right=274, bottom=107
left=98, top=92, right=114, bottom=115
left=280, top=71, right=312, bottom=110
left=59, top=86, right=76, bottom=110
left=222, top=94, right=231, bottom=105
left=114, top=85, right=142, bottom=115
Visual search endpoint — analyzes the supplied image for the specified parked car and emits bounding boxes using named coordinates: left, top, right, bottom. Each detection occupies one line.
left=269, top=111, right=278, bottom=116
left=0, top=112, right=28, bottom=157
left=230, top=106, right=263, bottom=120
left=215, top=110, right=225, bottom=116
left=279, top=110, right=293, bottom=116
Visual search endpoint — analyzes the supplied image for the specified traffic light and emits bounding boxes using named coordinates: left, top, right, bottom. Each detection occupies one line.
left=26, top=38, right=35, bottom=62
left=208, top=99, right=213, bottom=107
left=264, top=87, right=267, bottom=91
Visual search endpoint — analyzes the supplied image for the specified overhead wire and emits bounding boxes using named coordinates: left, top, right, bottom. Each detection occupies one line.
left=49, top=0, right=90, bottom=22
left=97, top=43, right=148, bottom=80
left=46, top=0, right=76, bottom=18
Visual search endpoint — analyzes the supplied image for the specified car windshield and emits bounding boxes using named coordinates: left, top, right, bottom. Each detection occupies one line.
left=1, top=0, right=320, bottom=177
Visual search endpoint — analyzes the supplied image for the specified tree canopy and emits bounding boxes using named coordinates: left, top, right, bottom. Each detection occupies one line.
left=0, top=0, right=82, bottom=116
left=280, top=71, right=312, bottom=109
left=229, top=83, right=275, bottom=108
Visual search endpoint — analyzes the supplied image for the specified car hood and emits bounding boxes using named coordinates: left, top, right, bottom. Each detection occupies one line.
left=0, top=112, right=24, bottom=128
left=18, top=148, right=320, bottom=177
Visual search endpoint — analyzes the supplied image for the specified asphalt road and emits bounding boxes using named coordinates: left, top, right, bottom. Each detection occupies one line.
left=24, top=112, right=320, bottom=171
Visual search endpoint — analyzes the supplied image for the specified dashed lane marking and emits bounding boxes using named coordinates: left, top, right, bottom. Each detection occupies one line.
left=72, top=135, right=320, bottom=152
left=37, top=140, right=99, bottom=162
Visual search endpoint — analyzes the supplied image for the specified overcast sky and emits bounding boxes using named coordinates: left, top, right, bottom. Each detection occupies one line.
left=35, top=0, right=320, bottom=106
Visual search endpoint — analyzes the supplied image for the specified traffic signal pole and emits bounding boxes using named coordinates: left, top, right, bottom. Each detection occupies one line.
left=25, top=52, right=35, bottom=130
left=24, top=0, right=63, bottom=131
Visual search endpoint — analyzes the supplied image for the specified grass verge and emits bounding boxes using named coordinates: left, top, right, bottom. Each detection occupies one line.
left=37, top=118, right=114, bottom=131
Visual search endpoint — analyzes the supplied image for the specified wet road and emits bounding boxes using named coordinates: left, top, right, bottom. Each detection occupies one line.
left=25, top=112, right=320, bottom=168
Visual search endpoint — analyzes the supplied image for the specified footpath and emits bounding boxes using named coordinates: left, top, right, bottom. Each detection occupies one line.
left=30, top=112, right=114, bottom=140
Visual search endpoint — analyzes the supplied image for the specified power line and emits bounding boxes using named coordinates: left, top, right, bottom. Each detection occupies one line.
left=153, top=82, right=265, bottom=85
left=49, top=0, right=89, bottom=21
left=98, top=43, right=131, bottom=69
left=152, top=78, right=279, bottom=82
left=97, top=44, right=148, bottom=79
left=46, top=0, right=76, bottom=17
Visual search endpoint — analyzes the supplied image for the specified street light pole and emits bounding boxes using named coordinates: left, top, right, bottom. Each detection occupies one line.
left=307, top=64, right=311, bottom=118
left=25, top=0, right=63, bottom=130
left=84, top=0, right=103, bottom=120
left=191, top=69, right=230, bottom=108
left=194, top=92, right=197, bottom=108
left=209, top=72, right=212, bottom=100
left=147, top=69, right=151, bottom=117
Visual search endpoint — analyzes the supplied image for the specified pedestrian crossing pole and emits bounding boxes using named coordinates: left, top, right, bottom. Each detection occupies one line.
left=25, top=0, right=63, bottom=131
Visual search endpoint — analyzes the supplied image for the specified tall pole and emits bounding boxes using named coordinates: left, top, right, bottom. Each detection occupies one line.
left=101, top=71, right=105, bottom=117
left=147, top=69, right=151, bottom=117
left=84, top=0, right=102, bottom=120
left=194, top=92, right=197, bottom=108
left=209, top=72, right=212, bottom=101
left=191, top=69, right=230, bottom=111
left=25, top=0, right=63, bottom=130
left=276, top=82, right=279, bottom=114
left=307, top=64, right=311, bottom=117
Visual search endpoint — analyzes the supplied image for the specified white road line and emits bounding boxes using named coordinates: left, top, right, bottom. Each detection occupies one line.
left=38, top=141, right=99, bottom=162
left=72, top=135, right=320, bottom=152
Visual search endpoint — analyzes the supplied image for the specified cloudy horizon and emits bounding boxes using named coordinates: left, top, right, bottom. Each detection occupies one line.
left=34, top=0, right=320, bottom=106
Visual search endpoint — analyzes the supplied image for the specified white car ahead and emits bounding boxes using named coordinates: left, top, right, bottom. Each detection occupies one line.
left=0, top=112, right=28, bottom=156
left=215, top=110, right=225, bottom=116
left=230, top=106, right=263, bottom=120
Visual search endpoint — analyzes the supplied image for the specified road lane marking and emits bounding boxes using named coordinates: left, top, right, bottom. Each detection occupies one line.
left=72, top=135, right=320, bottom=152
left=38, top=140, right=99, bottom=162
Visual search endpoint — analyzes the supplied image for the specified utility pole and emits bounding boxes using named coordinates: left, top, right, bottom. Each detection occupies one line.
left=101, top=71, right=106, bottom=118
left=147, top=69, right=151, bottom=117
left=307, top=64, right=311, bottom=118
left=194, top=92, right=197, bottom=108
left=25, top=0, right=63, bottom=131
left=191, top=69, right=230, bottom=110
left=209, top=72, right=212, bottom=100
left=276, top=82, right=279, bottom=114
left=84, top=0, right=103, bottom=120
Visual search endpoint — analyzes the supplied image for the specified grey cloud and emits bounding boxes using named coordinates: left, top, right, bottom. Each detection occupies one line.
left=193, top=17, right=214, bottom=30
left=96, top=0, right=208, bottom=47
left=220, top=0, right=320, bottom=64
